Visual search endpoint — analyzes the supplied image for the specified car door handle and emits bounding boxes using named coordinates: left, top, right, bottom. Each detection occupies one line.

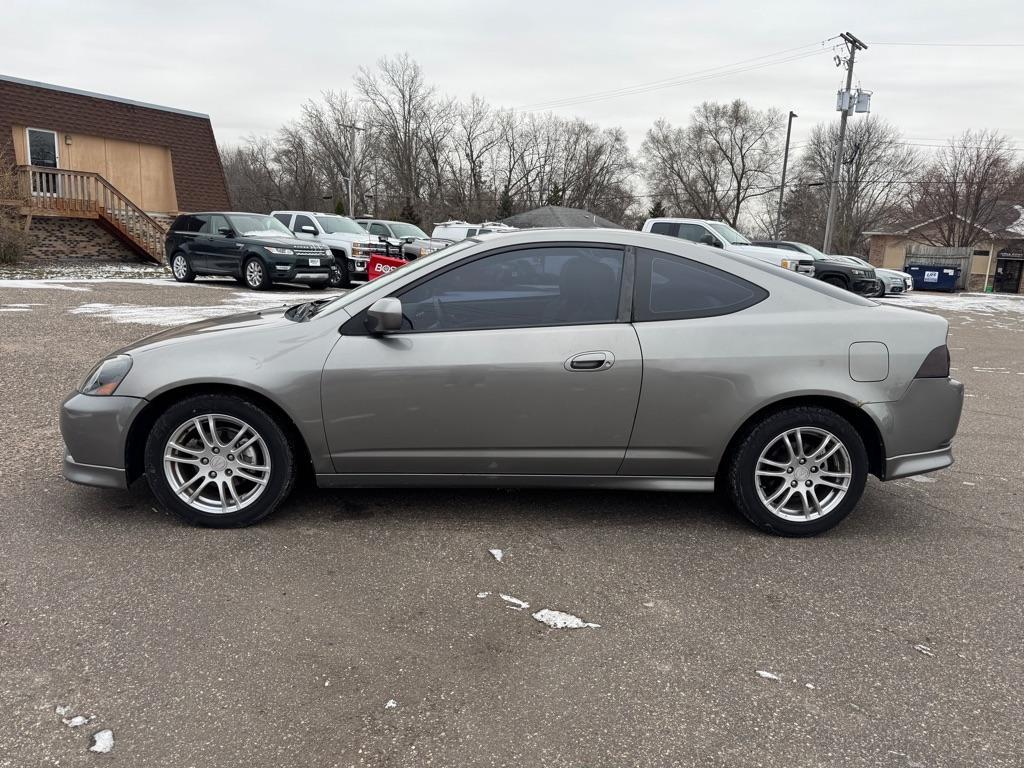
left=565, top=351, right=614, bottom=372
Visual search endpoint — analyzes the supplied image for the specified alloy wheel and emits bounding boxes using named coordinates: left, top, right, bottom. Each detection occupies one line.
left=163, top=414, right=272, bottom=515
left=754, top=427, right=852, bottom=522
left=245, top=260, right=264, bottom=288
left=172, top=255, right=188, bottom=279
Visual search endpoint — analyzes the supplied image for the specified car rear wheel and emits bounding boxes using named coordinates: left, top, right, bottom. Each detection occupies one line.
left=873, top=282, right=887, bottom=298
left=170, top=252, right=195, bottom=283
left=726, top=406, right=868, bottom=536
left=144, top=394, right=297, bottom=527
left=243, top=257, right=271, bottom=290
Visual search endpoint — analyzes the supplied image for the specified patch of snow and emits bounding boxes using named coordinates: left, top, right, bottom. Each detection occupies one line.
left=756, top=670, right=781, bottom=681
left=476, top=591, right=491, bottom=599
left=0, top=307, right=31, bottom=312
left=384, top=699, right=398, bottom=709
left=488, top=548, right=504, bottom=562
left=909, top=475, right=937, bottom=484
left=642, top=601, right=655, bottom=608
left=89, top=729, right=114, bottom=753
left=881, top=291, right=1024, bottom=317
left=499, top=594, right=530, bottom=611
left=1007, top=205, right=1024, bottom=236
left=0, top=279, right=91, bottom=291
left=805, top=683, right=816, bottom=690
left=62, top=715, right=91, bottom=728
left=962, top=481, right=976, bottom=486
left=532, top=608, right=600, bottom=629
left=55, top=705, right=71, bottom=716
left=914, top=644, right=935, bottom=657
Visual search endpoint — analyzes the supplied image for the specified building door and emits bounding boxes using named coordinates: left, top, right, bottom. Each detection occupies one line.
left=26, top=128, right=60, bottom=195
left=993, top=256, right=1023, bottom=294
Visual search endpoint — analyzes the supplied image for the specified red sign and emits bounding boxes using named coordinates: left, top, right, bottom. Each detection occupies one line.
left=368, top=254, right=407, bottom=280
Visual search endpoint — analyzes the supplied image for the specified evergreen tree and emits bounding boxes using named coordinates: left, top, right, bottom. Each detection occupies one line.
left=546, top=182, right=564, bottom=206
left=334, top=198, right=346, bottom=216
left=498, top=188, right=514, bottom=220
left=647, top=199, right=667, bottom=219
left=398, top=198, right=421, bottom=227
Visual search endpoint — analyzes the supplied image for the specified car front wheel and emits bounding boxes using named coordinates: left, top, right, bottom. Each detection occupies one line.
left=243, top=257, right=271, bottom=290
left=727, top=406, right=868, bottom=536
left=144, top=394, right=297, bottom=527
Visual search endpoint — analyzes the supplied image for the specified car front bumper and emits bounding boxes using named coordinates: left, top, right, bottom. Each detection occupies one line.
left=862, top=377, right=964, bottom=480
left=60, top=392, right=146, bottom=489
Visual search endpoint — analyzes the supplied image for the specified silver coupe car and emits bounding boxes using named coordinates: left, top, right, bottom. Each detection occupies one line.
left=61, top=229, right=963, bottom=535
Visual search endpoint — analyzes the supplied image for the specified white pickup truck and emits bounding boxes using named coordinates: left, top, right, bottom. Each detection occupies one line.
left=272, top=211, right=387, bottom=287
left=641, top=218, right=815, bottom=275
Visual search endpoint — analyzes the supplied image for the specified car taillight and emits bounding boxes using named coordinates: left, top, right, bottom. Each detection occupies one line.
left=915, top=345, right=950, bottom=378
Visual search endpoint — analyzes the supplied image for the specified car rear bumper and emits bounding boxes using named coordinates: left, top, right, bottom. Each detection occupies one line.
left=60, top=392, right=144, bottom=488
left=862, top=377, right=964, bottom=480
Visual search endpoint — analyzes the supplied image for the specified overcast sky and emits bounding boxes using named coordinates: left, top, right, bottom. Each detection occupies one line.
left=4, top=0, right=1022, bottom=157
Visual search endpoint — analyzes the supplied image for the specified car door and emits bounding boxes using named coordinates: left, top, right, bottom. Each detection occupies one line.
left=204, top=214, right=242, bottom=273
left=321, top=244, right=642, bottom=476
left=292, top=213, right=319, bottom=239
left=187, top=215, right=216, bottom=271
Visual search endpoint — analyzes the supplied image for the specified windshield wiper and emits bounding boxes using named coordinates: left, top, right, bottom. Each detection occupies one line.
left=286, top=298, right=332, bottom=322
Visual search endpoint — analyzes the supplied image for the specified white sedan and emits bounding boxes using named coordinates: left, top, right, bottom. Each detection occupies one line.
left=836, top=256, right=914, bottom=296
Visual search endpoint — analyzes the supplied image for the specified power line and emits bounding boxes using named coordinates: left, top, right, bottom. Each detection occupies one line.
left=518, top=42, right=835, bottom=111
left=874, top=41, right=1024, bottom=47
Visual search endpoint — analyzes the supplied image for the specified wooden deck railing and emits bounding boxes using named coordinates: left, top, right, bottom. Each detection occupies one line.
left=17, top=165, right=165, bottom=263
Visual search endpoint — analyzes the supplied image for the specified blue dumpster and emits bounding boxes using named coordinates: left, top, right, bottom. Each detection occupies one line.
left=906, top=264, right=960, bottom=292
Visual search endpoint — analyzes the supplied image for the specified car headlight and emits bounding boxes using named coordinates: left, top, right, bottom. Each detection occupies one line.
left=265, top=247, right=294, bottom=255
left=852, top=269, right=865, bottom=276
left=79, top=355, right=133, bottom=396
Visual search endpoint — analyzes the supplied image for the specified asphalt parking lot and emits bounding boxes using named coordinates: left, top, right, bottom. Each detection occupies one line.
left=1, top=270, right=1021, bottom=767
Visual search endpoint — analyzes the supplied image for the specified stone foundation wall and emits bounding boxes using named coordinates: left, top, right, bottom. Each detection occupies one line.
left=24, top=216, right=144, bottom=263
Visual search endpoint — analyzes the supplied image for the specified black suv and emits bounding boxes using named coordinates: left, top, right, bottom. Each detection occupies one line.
left=165, top=212, right=338, bottom=290
left=752, top=240, right=881, bottom=297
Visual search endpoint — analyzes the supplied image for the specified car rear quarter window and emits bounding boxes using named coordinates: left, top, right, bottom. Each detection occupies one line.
left=650, top=221, right=680, bottom=237
left=174, top=214, right=205, bottom=233
left=396, top=245, right=624, bottom=332
left=634, top=248, right=768, bottom=321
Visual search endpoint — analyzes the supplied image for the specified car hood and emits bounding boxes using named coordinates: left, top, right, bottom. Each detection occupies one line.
left=732, top=243, right=810, bottom=262
left=115, top=306, right=296, bottom=356
left=876, top=268, right=911, bottom=279
left=237, top=233, right=319, bottom=249
left=321, top=232, right=376, bottom=245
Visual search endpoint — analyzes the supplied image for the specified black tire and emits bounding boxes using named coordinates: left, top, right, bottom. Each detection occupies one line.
left=822, top=275, right=848, bottom=290
left=170, top=252, right=196, bottom=283
left=330, top=252, right=352, bottom=289
left=242, top=256, right=271, bottom=290
left=726, top=406, right=868, bottom=536
left=143, top=394, right=297, bottom=527
left=873, top=282, right=887, bottom=298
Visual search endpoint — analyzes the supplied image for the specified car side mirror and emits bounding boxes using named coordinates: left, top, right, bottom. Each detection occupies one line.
left=404, top=237, right=415, bottom=244
left=365, top=297, right=402, bottom=334
left=218, top=227, right=234, bottom=237
left=299, top=225, right=317, bottom=235
left=699, top=234, right=720, bottom=247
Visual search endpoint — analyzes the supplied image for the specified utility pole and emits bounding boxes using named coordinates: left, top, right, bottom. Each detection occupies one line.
left=776, top=110, right=797, bottom=239
left=822, top=32, right=868, bottom=254
left=339, top=122, right=365, bottom=217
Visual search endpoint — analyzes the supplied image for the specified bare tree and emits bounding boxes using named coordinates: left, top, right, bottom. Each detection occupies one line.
left=909, top=130, right=1022, bottom=246
left=642, top=100, right=783, bottom=227
left=781, top=118, right=920, bottom=254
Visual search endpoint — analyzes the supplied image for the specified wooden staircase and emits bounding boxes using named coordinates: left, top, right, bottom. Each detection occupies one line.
left=17, top=166, right=166, bottom=264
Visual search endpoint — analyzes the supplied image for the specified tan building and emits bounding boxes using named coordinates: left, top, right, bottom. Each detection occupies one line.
left=1, top=74, right=230, bottom=263
left=865, top=204, right=1024, bottom=294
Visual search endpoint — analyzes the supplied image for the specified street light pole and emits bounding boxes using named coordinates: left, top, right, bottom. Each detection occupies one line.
left=822, top=32, right=867, bottom=254
left=339, top=122, right=365, bottom=217
left=776, top=110, right=797, bottom=239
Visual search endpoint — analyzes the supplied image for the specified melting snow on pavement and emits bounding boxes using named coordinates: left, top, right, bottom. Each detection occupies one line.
left=531, top=609, right=600, bottom=629
left=384, top=699, right=398, bottom=709
left=499, top=594, right=530, bottom=611
left=756, top=670, right=781, bottom=681
left=62, top=715, right=91, bottom=728
left=488, top=549, right=504, bottom=562
left=881, top=291, right=1024, bottom=317
left=89, top=729, right=114, bottom=753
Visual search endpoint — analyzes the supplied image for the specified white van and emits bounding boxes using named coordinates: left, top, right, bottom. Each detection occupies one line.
left=431, top=220, right=517, bottom=241
left=641, top=218, right=814, bottom=275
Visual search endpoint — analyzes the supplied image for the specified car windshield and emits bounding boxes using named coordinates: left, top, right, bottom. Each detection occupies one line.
left=316, top=215, right=366, bottom=235
left=707, top=222, right=751, bottom=245
left=227, top=214, right=292, bottom=238
left=389, top=222, right=428, bottom=239
left=792, top=243, right=828, bottom=259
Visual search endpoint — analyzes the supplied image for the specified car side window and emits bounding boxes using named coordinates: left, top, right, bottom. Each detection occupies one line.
left=677, top=224, right=712, bottom=244
left=273, top=213, right=292, bottom=228
left=650, top=221, right=679, bottom=237
left=396, top=246, right=625, bottom=332
left=205, top=214, right=230, bottom=235
left=633, top=248, right=768, bottom=321
left=368, top=223, right=390, bottom=237
left=294, top=214, right=316, bottom=233
left=195, top=215, right=216, bottom=234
